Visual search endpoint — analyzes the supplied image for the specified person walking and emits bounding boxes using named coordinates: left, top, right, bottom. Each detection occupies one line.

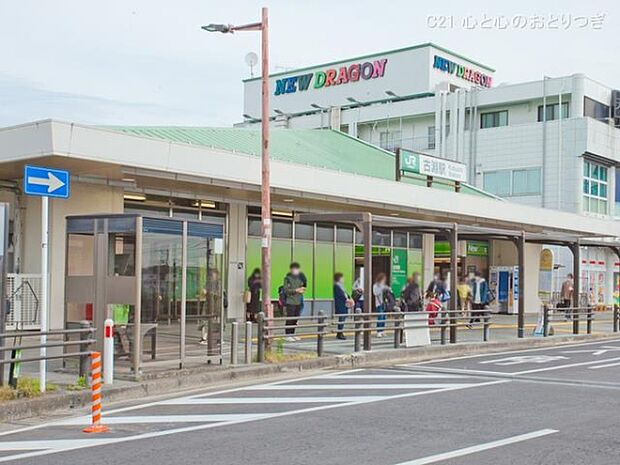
left=401, top=272, right=423, bottom=312
left=469, top=272, right=490, bottom=325
left=560, top=273, right=574, bottom=318
left=373, top=273, right=388, bottom=337
left=283, top=262, right=306, bottom=342
left=426, top=273, right=446, bottom=301
left=457, top=276, right=471, bottom=319
left=333, top=272, right=352, bottom=340
left=246, top=268, right=261, bottom=322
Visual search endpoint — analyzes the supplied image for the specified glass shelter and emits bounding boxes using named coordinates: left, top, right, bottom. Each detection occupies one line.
left=65, top=214, right=224, bottom=374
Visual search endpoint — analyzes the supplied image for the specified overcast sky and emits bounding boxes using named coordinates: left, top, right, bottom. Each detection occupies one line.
left=0, top=0, right=617, bottom=127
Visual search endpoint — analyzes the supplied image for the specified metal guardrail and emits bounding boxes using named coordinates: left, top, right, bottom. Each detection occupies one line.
left=0, top=323, right=96, bottom=380
left=542, top=305, right=618, bottom=337
left=254, top=307, right=491, bottom=362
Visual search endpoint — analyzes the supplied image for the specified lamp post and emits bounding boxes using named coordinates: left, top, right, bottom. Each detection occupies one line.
left=202, top=8, right=273, bottom=330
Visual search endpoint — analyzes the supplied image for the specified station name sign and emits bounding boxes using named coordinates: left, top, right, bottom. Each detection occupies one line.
left=433, top=55, right=492, bottom=88
left=274, top=58, right=388, bottom=96
left=400, top=150, right=467, bottom=183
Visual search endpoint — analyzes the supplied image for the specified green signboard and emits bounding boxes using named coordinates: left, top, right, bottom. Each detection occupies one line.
left=391, top=248, right=408, bottom=297
left=354, top=245, right=391, bottom=257
left=434, top=240, right=488, bottom=258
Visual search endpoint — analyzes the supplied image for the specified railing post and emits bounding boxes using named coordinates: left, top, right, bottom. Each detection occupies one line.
left=573, top=307, right=579, bottom=335
left=483, top=311, right=490, bottom=342
left=354, top=308, right=362, bottom=352
left=245, top=321, right=252, bottom=364
left=614, top=306, right=619, bottom=333
left=230, top=321, right=239, bottom=365
left=393, top=308, right=402, bottom=349
left=587, top=306, right=593, bottom=335
left=317, top=310, right=325, bottom=357
left=257, top=312, right=265, bottom=363
left=542, top=305, right=549, bottom=337
left=79, top=320, right=92, bottom=378
left=440, top=309, right=447, bottom=345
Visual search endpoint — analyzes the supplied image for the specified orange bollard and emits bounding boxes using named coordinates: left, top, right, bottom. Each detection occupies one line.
left=83, top=351, right=109, bottom=433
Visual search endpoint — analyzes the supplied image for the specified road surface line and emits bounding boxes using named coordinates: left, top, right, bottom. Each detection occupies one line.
left=512, top=357, right=620, bottom=375
left=247, top=383, right=477, bottom=390
left=0, top=368, right=361, bottom=438
left=402, top=338, right=620, bottom=366
left=57, top=414, right=269, bottom=425
left=0, top=380, right=508, bottom=462
left=392, top=429, right=558, bottom=465
left=162, top=396, right=387, bottom=405
left=588, top=361, right=620, bottom=369
left=319, top=374, right=468, bottom=379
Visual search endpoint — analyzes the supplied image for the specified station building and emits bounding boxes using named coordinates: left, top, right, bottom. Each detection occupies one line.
left=240, top=42, right=620, bottom=305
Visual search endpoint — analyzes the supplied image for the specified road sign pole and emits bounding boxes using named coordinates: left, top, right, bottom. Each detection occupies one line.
left=40, top=195, right=49, bottom=393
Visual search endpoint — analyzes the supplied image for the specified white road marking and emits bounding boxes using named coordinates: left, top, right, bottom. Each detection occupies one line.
left=161, top=396, right=387, bottom=405
left=513, top=356, right=620, bottom=375
left=402, top=338, right=620, bottom=366
left=319, top=374, right=468, bottom=379
left=58, top=414, right=269, bottom=425
left=392, top=429, right=558, bottom=465
left=479, top=355, right=568, bottom=366
left=562, top=345, right=620, bottom=356
left=0, top=380, right=509, bottom=462
left=247, top=383, right=477, bottom=390
left=588, top=361, right=620, bottom=370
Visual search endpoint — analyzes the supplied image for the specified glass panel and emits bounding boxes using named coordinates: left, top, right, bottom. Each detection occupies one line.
left=140, top=228, right=183, bottom=362
left=498, top=111, right=508, bottom=126
left=294, top=222, right=314, bottom=240
left=409, top=234, right=422, bottom=249
left=584, top=161, right=590, bottom=177
left=592, top=165, right=600, bottom=180
left=583, top=179, right=590, bottom=194
left=316, top=225, right=334, bottom=242
left=271, top=239, right=292, bottom=299
left=591, top=182, right=599, bottom=196
left=600, top=166, right=608, bottom=182
left=314, top=242, right=334, bottom=299
left=600, top=183, right=608, bottom=198
left=335, top=244, right=354, bottom=299
left=293, top=241, right=314, bottom=300
left=272, top=220, right=293, bottom=239
left=393, top=232, right=407, bottom=248
left=336, top=226, right=354, bottom=243
left=108, top=232, right=136, bottom=276
left=484, top=171, right=511, bottom=196
left=248, top=218, right=261, bottom=237
left=67, top=234, right=94, bottom=276
left=372, top=228, right=391, bottom=246
left=67, top=218, right=94, bottom=234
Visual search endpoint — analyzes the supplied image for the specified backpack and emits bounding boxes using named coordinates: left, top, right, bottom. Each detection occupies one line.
left=278, top=285, right=286, bottom=308
left=383, top=287, right=397, bottom=312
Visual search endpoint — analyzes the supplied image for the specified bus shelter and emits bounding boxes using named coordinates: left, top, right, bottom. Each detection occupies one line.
left=65, top=214, right=224, bottom=375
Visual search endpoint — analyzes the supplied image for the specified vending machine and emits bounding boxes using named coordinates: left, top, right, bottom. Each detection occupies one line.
left=489, top=266, right=519, bottom=314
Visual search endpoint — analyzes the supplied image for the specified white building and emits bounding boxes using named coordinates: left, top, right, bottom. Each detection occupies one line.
left=239, top=42, right=620, bottom=306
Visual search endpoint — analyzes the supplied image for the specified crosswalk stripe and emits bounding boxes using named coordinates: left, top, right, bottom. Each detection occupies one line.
left=58, top=414, right=268, bottom=425
left=246, top=383, right=477, bottom=390
left=588, top=361, right=620, bottom=369
left=161, top=396, right=387, bottom=405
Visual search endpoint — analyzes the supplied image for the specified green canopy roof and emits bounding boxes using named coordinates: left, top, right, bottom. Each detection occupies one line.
left=106, top=126, right=496, bottom=199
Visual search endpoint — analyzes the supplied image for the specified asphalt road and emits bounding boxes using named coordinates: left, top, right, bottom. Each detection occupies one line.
left=1, top=338, right=620, bottom=464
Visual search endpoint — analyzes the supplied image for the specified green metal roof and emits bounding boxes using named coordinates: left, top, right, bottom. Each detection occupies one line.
left=106, top=126, right=496, bottom=199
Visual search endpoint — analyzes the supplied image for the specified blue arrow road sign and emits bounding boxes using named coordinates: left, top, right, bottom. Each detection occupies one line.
left=23, top=165, right=70, bottom=199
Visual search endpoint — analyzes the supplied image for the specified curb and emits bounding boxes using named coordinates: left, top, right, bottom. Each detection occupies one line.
left=1, top=332, right=617, bottom=422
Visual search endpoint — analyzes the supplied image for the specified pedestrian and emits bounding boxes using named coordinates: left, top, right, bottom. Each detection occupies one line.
left=401, top=272, right=423, bottom=312
left=469, top=271, right=490, bottom=325
left=426, top=273, right=446, bottom=300
left=282, top=262, right=306, bottom=342
left=373, top=273, right=388, bottom=337
left=457, top=276, right=471, bottom=319
left=246, top=268, right=261, bottom=322
left=560, top=273, right=574, bottom=318
left=333, top=272, right=353, bottom=340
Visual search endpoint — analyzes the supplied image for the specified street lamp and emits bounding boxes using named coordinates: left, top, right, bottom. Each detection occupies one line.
left=202, top=8, right=273, bottom=327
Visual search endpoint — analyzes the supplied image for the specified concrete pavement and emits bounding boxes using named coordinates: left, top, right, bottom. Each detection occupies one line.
left=0, top=338, right=619, bottom=464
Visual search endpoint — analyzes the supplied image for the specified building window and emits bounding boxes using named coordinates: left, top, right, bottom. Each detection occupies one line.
left=483, top=168, right=542, bottom=197
left=483, top=170, right=511, bottom=196
left=427, top=126, right=436, bottom=149
left=584, top=97, right=610, bottom=122
left=512, top=168, right=542, bottom=196
left=379, top=130, right=402, bottom=151
left=583, top=160, right=608, bottom=215
left=480, top=110, right=508, bottom=129
left=537, top=102, right=569, bottom=122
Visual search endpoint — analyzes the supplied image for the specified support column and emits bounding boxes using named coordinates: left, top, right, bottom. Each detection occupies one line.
left=449, top=224, right=458, bottom=343
left=517, top=232, right=526, bottom=338
left=362, top=217, right=373, bottom=351
left=571, top=242, right=581, bottom=335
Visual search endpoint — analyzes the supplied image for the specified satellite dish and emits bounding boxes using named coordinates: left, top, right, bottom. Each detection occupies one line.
left=245, top=52, right=258, bottom=77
